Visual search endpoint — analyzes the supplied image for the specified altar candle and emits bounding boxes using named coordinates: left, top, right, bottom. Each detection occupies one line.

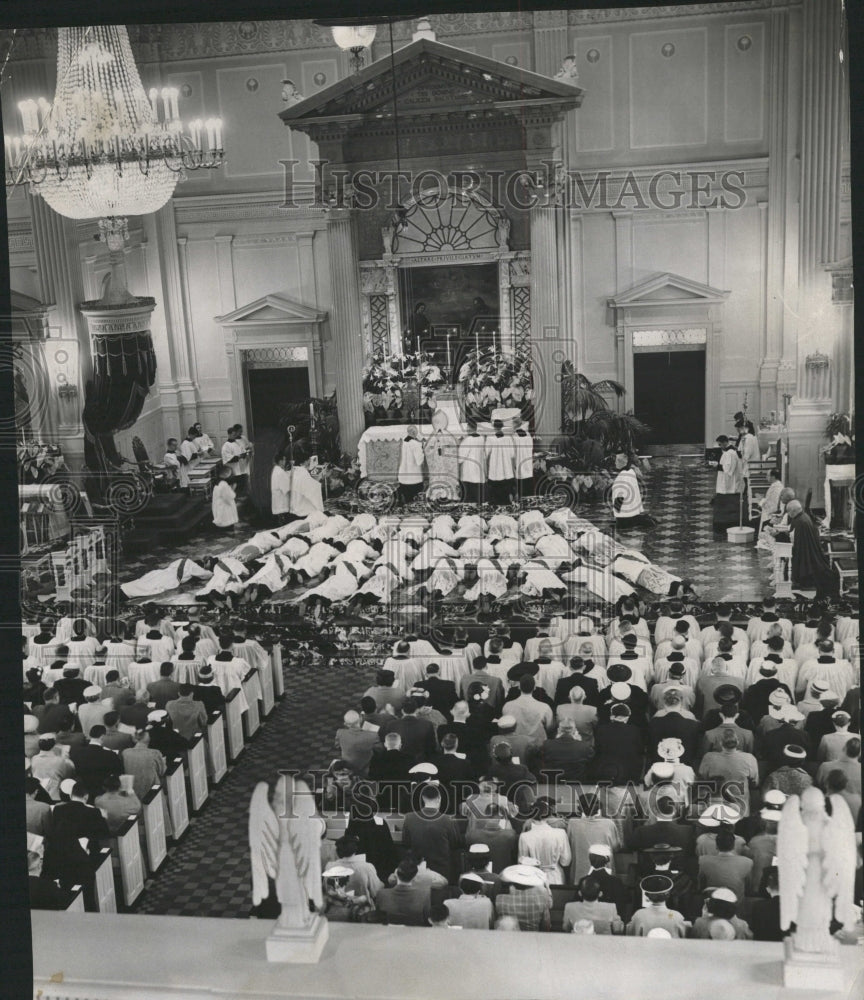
left=446, top=332, right=451, bottom=370
left=475, top=331, right=480, bottom=359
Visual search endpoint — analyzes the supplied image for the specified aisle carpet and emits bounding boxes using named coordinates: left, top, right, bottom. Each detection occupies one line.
left=133, top=657, right=371, bottom=917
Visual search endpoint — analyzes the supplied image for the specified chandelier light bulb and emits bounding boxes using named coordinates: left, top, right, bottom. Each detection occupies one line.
left=5, top=26, right=225, bottom=225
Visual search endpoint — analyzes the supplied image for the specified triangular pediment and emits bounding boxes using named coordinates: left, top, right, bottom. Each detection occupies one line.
left=608, top=272, right=730, bottom=308
left=280, top=37, right=582, bottom=128
left=215, top=292, right=327, bottom=326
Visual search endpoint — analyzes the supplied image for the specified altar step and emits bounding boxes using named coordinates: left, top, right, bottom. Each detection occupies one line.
left=124, top=494, right=211, bottom=552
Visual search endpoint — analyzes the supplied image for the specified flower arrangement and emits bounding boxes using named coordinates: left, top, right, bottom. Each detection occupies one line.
left=362, top=351, right=445, bottom=424
left=457, top=347, right=534, bottom=421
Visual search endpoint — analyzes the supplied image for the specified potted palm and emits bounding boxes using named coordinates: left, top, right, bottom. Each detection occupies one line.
left=823, top=413, right=854, bottom=464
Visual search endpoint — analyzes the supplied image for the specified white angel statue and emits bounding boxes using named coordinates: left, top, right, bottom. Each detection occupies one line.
left=249, top=775, right=324, bottom=931
left=778, top=788, right=858, bottom=955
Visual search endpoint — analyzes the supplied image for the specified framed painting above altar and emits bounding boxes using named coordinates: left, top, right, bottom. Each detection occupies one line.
left=399, top=263, right=500, bottom=359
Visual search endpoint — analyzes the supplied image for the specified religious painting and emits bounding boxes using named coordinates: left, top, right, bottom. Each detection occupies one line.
left=398, top=262, right=500, bottom=360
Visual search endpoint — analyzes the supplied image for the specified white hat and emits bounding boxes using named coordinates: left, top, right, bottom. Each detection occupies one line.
left=783, top=744, right=807, bottom=761
left=459, top=872, right=485, bottom=885
left=59, top=778, right=77, bottom=797
left=147, top=709, right=168, bottom=722
left=650, top=762, right=675, bottom=781
left=323, top=865, right=354, bottom=879
left=409, top=762, right=439, bottom=776
left=588, top=843, right=612, bottom=858
left=468, top=843, right=491, bottom=855
left=819, top=689, right=840, bottom=704
left=84, top=685, right=101, bottom=698
left=646, top=928, right=673, bottom=939
left=778, top=704, right=804, bottom=723
left=610, top=682, right=631, bottom=701
left=763, top=789, right=787, bottom=808
left=501, top=864, right=546, bottom=887
left=710, top=887, right=738, bottom=904
left=699, top=803, right=741, bottom=827
left=497, top=715, right=517, bottom=730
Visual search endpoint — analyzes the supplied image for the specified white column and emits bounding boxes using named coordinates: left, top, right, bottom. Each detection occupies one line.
left=324, top=209, right=366, bottom=454
left=27, top=194, right=91, bottom=465
left=529, top=203, right=562, bottom=441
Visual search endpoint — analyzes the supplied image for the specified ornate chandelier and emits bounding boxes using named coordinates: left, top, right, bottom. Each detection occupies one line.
left=3, top=25, right=224, bottom=246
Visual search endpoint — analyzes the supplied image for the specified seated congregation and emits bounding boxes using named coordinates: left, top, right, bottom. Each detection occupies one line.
left=307, top=601, right=861, bottom=934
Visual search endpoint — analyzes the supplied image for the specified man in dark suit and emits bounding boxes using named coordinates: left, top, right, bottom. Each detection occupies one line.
left=375, top=858, right=430, bottom=926
left=54, top=666, right=89, bottom=707
left=68, top=726, right=123, bottom=801
left=554, top=657, right=600, bottom=707
left=34, top=688, right=76, bottom=735
left=629, top=797, right=695, bottom=854
left=593, top=704, right=645, bottom=783
left=416, top=664, right=458, bottom=720
left=42, top=782, right=110, bottom=890
left=378, top=696, right=438, bottom=760
left=192, top=665, right=226, bottom=717
left=576, top=845, right=630, bottom=919
left=430, top=733, right=477, bottom=812
left=147, top=662, right=182, bottom=709
left=401, top=785, right=462, bottom=883
left=647, top=690, right=701, bottom=765
left=369, top=732, right=415, bottom=811
left=539, top=718, right=594, bottom=781
left=146, top=711, right=189, bottom=759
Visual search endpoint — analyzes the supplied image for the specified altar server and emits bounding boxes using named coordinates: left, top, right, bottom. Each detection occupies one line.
left=398, top=426, right=426, bottom=505
left=485, top=421, right=515, bottom=505
left=458, top=421, right=487, bottom=504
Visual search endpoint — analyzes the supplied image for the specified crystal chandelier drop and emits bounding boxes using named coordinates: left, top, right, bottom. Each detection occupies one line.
left=4, top=25, right=225, bottom=246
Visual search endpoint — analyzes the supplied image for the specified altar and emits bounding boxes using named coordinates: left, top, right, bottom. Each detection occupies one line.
left=358, top=399, right=523, bottom=481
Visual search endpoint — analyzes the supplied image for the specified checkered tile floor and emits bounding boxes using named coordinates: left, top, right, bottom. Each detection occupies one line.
left=125, top=457, right=776, bottom=918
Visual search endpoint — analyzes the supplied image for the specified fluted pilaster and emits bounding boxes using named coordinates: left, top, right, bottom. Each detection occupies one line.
left=324, top=209, right=366, bottom=454
left=530, top=203, right=562, bottom=441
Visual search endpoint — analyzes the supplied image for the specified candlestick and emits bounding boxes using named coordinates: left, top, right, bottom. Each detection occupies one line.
left=475, top=332, right=480, bottom=359
left=213, top=117, right=223, bottom=149
left=205, top=118, right=216, bottom=150
left=148, top=88, right=159, bottom=119
left=446, top=332, right=451, bottom=371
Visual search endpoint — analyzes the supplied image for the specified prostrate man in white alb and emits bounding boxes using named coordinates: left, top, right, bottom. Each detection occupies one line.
left=610, top=453, right=656, bottom=529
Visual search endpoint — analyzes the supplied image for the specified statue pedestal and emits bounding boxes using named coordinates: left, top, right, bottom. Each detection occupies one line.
left=266, top=915, right=328, bottom=964
left=782, top=937, right=844, bottom=991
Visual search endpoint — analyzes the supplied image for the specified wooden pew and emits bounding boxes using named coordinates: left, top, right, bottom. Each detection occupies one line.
left=225, top=689, right=244, bottom=762
left=186, top=732, right=209, bottom=812
left=141, top=784, right=168, bottom=873
left=65, top=885, right=85, bottom=912
left=271, top=644, right=285, bottom=698
left=93, top=847, right=117, bottom=913
left=205, top=711, right=228, bottom=784
left=242, top=668, right=261, bottom=739
left=258, top=652, right=275, bottom=717
left=165, top=756, right=190, bottom=840
left=113, top=816, right=145, bottom=906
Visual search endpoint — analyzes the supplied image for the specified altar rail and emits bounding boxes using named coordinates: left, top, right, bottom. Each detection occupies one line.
left=30, top=913, right=864, bottom=1000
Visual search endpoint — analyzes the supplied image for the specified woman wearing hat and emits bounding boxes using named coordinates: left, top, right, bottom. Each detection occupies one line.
left=517, top=798, right=571, bottom=884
